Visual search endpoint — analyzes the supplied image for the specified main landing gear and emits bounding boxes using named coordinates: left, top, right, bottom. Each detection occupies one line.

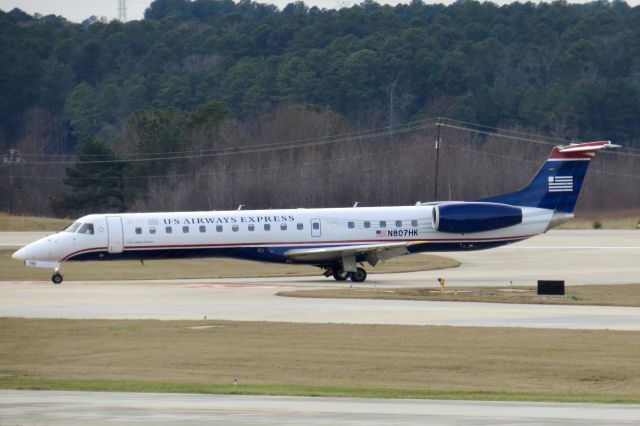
left=51, top=270, right=63, bottom=284
left=328, top=266, right=367, bottom=283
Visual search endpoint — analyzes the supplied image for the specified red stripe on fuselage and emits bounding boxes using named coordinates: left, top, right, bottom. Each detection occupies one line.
left=61, top=246, right=108, bottom=261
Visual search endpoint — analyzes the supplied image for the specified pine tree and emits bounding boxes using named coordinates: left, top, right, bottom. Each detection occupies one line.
left=53, top=139, right=125, bottom=215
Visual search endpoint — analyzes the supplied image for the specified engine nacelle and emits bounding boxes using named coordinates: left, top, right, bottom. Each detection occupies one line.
left=432, top=202, right=523, bottom=234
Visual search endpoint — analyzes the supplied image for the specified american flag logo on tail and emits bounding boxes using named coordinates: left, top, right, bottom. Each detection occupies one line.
left=548, top=176, right=573, bottom=192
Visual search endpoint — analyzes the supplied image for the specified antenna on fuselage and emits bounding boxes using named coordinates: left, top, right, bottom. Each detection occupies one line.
left=237, top=204, right=245, bottom=210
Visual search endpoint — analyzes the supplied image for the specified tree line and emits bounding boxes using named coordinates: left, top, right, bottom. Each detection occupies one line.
left=0, top=0, right=638, bottom=215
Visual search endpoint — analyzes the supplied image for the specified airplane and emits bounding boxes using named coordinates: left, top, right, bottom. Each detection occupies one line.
left=12, top=140, right=617, bottom=284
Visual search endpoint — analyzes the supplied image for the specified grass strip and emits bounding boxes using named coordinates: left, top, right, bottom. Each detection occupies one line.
left=0, top=214, right=70, bottom=232
left=1, top=318, right=639, bottom=403
left=2, top=377, right=638, bottom=404
left=278, top=284, right=640, bottom=307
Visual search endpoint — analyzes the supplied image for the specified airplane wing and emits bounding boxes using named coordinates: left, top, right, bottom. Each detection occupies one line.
left=284, top=241, right=426, bottom=266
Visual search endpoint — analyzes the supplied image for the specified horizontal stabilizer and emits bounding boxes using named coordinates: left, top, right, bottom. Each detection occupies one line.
left=557, top=140, right=619, bottom=153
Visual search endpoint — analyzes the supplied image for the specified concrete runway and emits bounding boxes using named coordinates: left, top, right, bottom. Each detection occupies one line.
left=1, top=390, right=639, bottom=426
left=1, top=230, right=639, bottom=330
left=3, top=278, right=640, bottom=329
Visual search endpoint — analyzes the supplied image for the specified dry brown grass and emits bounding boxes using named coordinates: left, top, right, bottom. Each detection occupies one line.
left=1, top=318, right=639, bottom=401
left=557, top=210, right=640, bottom=230
left=0, top=214, right=71, bottom=231
left=1, top=249, right=458, bottom=281
left=278, top=284, right=640, bottom=307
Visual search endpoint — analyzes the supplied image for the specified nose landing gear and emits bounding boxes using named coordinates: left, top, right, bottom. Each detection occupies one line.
left=51, top=269, right=63, bottom=284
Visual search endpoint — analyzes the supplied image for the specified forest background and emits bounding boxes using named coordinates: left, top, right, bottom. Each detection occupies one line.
left=0, top=0, right=638, bottom=217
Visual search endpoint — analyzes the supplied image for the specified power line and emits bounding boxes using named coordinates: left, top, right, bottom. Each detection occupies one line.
left=13, top=116, right=640, bottom=166
left=18, top=117, right=440, bottom=159
left=22, top=122, right=438, bottom=165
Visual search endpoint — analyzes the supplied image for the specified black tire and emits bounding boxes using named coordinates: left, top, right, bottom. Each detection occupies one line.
left=350, top=267, right=367, bottom=283
left=51, top=273, right=63, bottom=285
left=332, top=269, right=349, bottom=281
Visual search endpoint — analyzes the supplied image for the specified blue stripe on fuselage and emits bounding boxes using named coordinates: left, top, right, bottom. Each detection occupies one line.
left=66, top=238, right=525, bottom=266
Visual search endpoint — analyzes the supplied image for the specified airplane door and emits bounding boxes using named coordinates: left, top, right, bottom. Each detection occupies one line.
left=310, top=218, right=321, bottom=237
left=106, top=216, right=124, bottom=254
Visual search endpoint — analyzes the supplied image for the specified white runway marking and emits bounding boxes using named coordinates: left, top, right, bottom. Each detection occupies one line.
left=179, top=283, right=278, bottom=289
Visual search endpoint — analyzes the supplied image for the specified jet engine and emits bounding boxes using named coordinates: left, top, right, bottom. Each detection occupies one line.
left=432, top=202, right=523, bottom=234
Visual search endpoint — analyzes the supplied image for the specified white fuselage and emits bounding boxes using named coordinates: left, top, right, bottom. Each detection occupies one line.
left=13, top=204, right=554, bottom=266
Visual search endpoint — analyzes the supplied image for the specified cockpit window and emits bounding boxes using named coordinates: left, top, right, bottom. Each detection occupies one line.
left=64, top=222, right=81, bottom=233
left=77, top=223, right=94, bottom=235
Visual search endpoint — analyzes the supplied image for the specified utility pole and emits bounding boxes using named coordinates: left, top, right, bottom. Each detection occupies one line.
left=433, top=117, right=442, bottom=201
left=3, top=149, right=24, bottom=215
left=387, top=78, right=397, bottom=143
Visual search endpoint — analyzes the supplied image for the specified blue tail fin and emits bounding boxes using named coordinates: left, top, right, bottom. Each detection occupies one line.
left=479, top=141, right=617, bottom=213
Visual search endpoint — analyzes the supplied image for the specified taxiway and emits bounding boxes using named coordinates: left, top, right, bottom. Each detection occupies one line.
left=1, top=230, right=639, bottom=330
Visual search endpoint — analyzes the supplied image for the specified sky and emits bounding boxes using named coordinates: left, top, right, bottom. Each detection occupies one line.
left=0, top=0, right=638, bottom=23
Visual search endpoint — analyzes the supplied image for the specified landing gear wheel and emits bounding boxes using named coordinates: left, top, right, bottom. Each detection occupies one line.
left=350, top=267, right=367, bottom=283
left=51, top=273, right=63, bottom=285
left=332, top=269, right=349, bottom=281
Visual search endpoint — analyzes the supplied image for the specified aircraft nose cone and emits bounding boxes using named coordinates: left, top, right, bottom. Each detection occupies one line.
left=12, top=247, right=27, bottom=261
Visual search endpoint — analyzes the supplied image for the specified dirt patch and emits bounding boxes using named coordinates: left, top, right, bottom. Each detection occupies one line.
left=278, top=284, right=640, bottom=307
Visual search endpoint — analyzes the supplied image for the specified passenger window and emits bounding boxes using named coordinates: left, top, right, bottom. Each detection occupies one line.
left=364, top=221, right=370, bottom=229
left=248, top=224, right=255, bottom=231
left=280, top=223, right=287, bottom=230
left=411, top=220, right=418, bottom=227
left=396, top=220, right=402, bottom=228
left=199, top=225, right=206, bottom=233
left=182, top=226, right=189, bottom=233
left=165, top=226, right=172, bottom=234
left=217, top=225, right=223, bottom=232
left=312, top=222, right=320, bottom=230
left=232, top=224, right=239, bottom=232
left=78, top=223, right=94, bottom=234
left=380, top=220, right=386, bottom=228
left=348, top=221, right=355, bottom=229
left=135, top=227, right=142, bottom=235
left=149, top=227, right=156, bottom=234
left=297, top=223, right=303, bottom=230
left=264, top=224, right=271, bottom=231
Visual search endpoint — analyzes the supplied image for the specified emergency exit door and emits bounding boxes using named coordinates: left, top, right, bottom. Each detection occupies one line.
left=310, top=218, right=321, bottom=237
